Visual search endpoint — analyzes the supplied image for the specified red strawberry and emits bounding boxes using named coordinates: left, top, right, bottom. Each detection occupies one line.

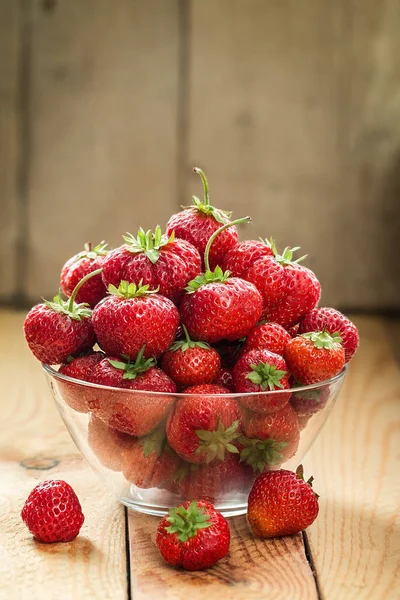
left=180, top=217, right=263, bottom=343
left=245, top=242, right=321, bottom=328
left=88, top=415, right=134, bottom=471
left=166, top=384, right=240, bottom=464
left=290, top=385, right=330, bottom=418
left=243, top=322, right=291, bottom=357
left=161, top=325, right=221, bottom=387
left=89, top=349, right=176, bottom=436
left=299, top=307, right=359, bottom=362
left=166, top=167, right=238, bottom=270
left=214, top=367, right=234, bottom=391
left=21, top=480, right=84, bottom=543
left=233, top=348, right=291, bottom=413
left=220, top=239, right=273, bottom=277
left=285, top=331, right=345, bottom=384
left=58, top=351, right=105, bottom=412
left=239, top=404, right=300, bottom=473
left=92, top=280, right=179, bottom=360
left=24, top=271, right=99, bottom=364
left=102, top=227, right=201, bottom=303
left=156, top=500, right=230, bottom=570
left=121, top=424, right=179, bottom=489
left=247, top=466, right=319, bottom=538
left=60, top=241, right=108, bottom=308
left=287, top=323, right=300, bottom=337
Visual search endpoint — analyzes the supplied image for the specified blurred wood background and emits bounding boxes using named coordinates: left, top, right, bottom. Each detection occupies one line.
left=0, top=0, right=399, bottom=310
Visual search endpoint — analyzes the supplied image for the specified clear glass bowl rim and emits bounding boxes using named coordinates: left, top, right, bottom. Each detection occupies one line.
left=42, top=363, right=348, bottom=398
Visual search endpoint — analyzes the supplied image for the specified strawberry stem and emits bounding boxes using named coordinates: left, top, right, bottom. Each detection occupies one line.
left=193, top=167, right=210, bottom=207
left=68, top=268, right=103, bottom=311
left=204, top=216, right=251, bottom=272
left=182, top=324, right=191, bottom=345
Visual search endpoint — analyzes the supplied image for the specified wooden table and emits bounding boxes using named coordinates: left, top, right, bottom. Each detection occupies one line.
left=0, top=311, right=399, bottom=599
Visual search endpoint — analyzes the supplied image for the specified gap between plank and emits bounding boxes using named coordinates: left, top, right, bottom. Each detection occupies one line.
left=176, top=0, right=191, bottom=208
left=124, top=507, right=132, bottom=600
left=302, top=530, right=323, bottom=600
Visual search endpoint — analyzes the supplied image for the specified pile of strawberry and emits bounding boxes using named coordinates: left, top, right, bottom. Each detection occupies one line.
left=24, top=167, right=359, bottom=501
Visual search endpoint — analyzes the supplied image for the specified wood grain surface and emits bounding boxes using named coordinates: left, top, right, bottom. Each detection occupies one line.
left=304, top=316, right=400, bottom=599
left=128, top=512, right=317, bottom=600
left=0, top=312, right=127, bottom=600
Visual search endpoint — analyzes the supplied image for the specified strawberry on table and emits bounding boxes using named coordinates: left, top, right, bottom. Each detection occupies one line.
left=247, top=466, right=319, bottom=538
left=88, top=415, right=134, bottom=471
left=180, top=217, right=263, bottom=343
left=240, top=404, right=300, bottom=473
left=244, top=241, right=321, bottom=328
left=156, top=500, right=230, bottom=570
left=58, top=351, right=105, bottom=412
left=166, top=167, right=238, bottom=270
left=90, top=348, right=176, bottom=437
left=92, top=280, right=179, bottom=360
left=243, top=322, right=291, bottom=357
left=166, top=384, right=241, bottom=464
left=161, top=325, right=221, bottom=388
left=285, top=331, right=345, bottom=384
left=21, top=480, right=84, bottom=543
left=220, top=238, right=274, bottom=277
left=299, top=307, right=359, bottom=362
left=102, top=226, right=201, bottom=304
left=60, top=241, right=108, bottom=308
left=121, top=424, right=179, bottom=489
left=233, top=348, right=291, bottom=413
left=24, top=270, right=100, bottom=364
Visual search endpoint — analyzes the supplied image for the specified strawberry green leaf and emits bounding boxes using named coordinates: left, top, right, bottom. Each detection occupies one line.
left=185, top=266, right=231, bottom=293
left=246, top=362, right=287, bottom=391
left=108, top=280, right=159, bottom=299
left=239, top=437, right=288, bottom=472
left=107, top=345, right=156, bottom=379
left=301, top=330, right=343, bottom=349
left=123, top=226, right=174, bottom=263
left=195, top=420, right=241, bottom=463
left=44, top=290, right=92, bottom=321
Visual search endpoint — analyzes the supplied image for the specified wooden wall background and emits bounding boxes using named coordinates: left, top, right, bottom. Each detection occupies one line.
left=0, top=0, right=399, bottom=310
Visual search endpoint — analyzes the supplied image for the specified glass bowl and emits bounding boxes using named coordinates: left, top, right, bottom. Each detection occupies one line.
left=43, top=364, right=347, bottom=517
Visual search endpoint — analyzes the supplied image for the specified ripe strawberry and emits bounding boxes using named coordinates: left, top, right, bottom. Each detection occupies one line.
left=89, top=349, right=176, bottom=436
left=299, top=307, right=359, bottom=362
left=247, top=466, right=319, bottom=538
left=233, top=348, right=291, bottom=413
left=220, top=239, right=273, bottom=277
left=21, top=480, right=84, bottom=543
left=166, top=167, right=238, bottom=270
left=290, top=385, right=330, bottom=418
left=92, top=280, right=179, bottom=360
left=88, top=415, right=134, bottom=471
left=24, top=270, right=100, bottom=364
left=243, top=322, right=291, bottom=357
left=58, top=351, right=105, bottom=412
left=121, top=424, right=179, bottom=489
left=287, top=323, right=300, bottom=337
left=102, top=227, right=201, bottom=303
left=156, top=500, right=230, bottom=570
left=214, top=367, right=234, bottom=390
left=239, top=404, right=300, bottom=472
left=245, top=242, right=321, bottom=328
left=285, top=331, right=345, bottom=384
left=161, top=325, right=221, bottom=387
left=180, top=217, right=263, bottom=343
left=166, top=384, right=240, bottom=464
left=60, top=241, right=108, bottom=308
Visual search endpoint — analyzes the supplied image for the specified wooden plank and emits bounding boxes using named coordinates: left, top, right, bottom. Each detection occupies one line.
left=0, top=311, right=127, bottom=600
left=187, top=0, right=344, bottom=307
left=303, top=316, right=400, bottom=599
left=26, top=0, right=180, bottom=300
left=127, top=512, right=318, bottom=599
left=0, top=1, right=20, bottom=300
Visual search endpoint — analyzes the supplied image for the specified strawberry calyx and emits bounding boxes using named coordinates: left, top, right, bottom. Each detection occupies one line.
left=239, top=437, right=288, bottom=472
left=185, top=266, right=230, bottom=293
left=123, top=226, right=174, bottom=264
left=195, top=420, right=240, bottom=463
left=108, top=345, right=156, bottom=380
left=73, top=241, right=108, bottom=262
left=301, top=330, right=342, bottom=349
left=182, top=167, right=232, bottom=225
left=140, top=423, right=166, bottom=458
left=165, top=500, right=212, bottom=542
left=44, top=268, right=103, bottom=320
left=107, top=280, right=159, bottom=299
left=169, top=325, right=211, bottom=352
left=246, top=362, right=287, bottom=391
left=296, top=464, right=320, bottom=498
left=171, top=461, right=199, bottom=484
left=267, top=238, right=307, bottom=266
